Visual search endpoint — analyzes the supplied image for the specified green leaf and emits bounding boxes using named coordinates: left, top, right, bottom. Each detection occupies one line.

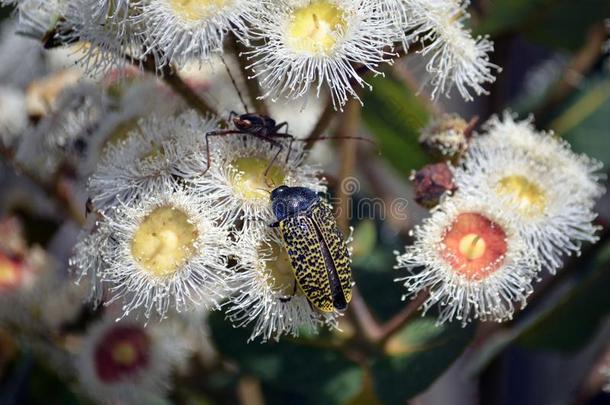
left=362, top=74, right=430, bottom=175
left=210, top=313, right=363, bottom=405
left=478, top=0, right=610, bottom=51
left=518, top=242, right=610, bottom=352
left=371, top=318, right=476, bottom=404
left=552, top=77, right=610, bottom=168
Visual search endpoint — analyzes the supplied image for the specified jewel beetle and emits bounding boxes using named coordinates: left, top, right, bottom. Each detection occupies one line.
left=270, top=185, right=352, bottom=312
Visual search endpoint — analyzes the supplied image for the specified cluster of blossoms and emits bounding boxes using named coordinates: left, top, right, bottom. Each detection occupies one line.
left=69, top=110, right=334, bottom=342
left=396, top=113, right=605, bottom=325
left=5, top=0, right=499, bottom=109
left=0, top=0, right=606, bottom=401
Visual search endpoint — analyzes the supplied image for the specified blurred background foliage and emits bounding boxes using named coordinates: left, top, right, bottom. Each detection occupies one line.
left=0, top=0, right=609, bottom=404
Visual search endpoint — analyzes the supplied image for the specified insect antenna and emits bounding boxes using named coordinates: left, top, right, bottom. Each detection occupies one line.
left=298, top=136, right=380, bottom=154
left=219, top=54, right=249, bottom=114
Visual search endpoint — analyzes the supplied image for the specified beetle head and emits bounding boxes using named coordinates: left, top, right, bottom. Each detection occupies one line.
left=271, top=186, right=319, bottom=221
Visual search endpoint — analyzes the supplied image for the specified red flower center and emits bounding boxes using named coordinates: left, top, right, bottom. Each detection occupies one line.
left=94, top=325, right=151, bottom=383
left=441, top=212, right=508, bottom=281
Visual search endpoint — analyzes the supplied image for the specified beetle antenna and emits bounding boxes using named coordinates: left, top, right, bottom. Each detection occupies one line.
left=219, top=54, right=249, bottom=114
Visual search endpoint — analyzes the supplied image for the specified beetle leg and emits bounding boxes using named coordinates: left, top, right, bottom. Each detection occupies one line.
left=279, top=280, right=297, bottom=303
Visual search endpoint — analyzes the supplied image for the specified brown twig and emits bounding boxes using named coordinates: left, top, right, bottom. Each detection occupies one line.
left=377, top=290, right=429, bottom=344
left=534, top=24, right=607, bottom=126
left=333, top=98, right=384, bottom=343
left=237, top=376, right=265, bottom=405
left=348, top=287, right=384, bottom=344
left=140, top=54, right=220, bottom=119
left=304, top=96, right=336, bottom=149
left=231, top=37, right=269, bottom=116
left=573, top=340, right=610, bottom=405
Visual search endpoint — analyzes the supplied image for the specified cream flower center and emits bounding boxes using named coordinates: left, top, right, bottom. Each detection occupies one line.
left=286, top=1, right=347, bottom=55
left=169, top=0, right=230, bottom=21
left=131, top=206, right=198, bottom=277
left=458, top=233, right=486, bottom=261
left=230, top=157, right=286, bottom=201
left=496, top=175, right=547, bottom=217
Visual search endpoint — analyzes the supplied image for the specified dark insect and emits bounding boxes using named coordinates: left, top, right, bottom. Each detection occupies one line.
left=202, top=112, right=376, bottom=180
left=270, top=185, right=352, bottom=313
left=202, top=112, right=295, bottom=178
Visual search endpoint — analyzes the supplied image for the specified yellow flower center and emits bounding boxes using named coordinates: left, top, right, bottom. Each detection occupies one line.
left=286, top=1, right=347, bottom=55
left=262, top=242, right=297, bottom=297
left=496, top=175, right=547, bottom=217
left=458, top=233, right=486, bottom=261
left=169, top=0, right=230, bottom=21
left=230, top=157, right=286, bottom=201
left=111, top=342, right=137, bottom=366
left=131, top=206, right=198, bottom=277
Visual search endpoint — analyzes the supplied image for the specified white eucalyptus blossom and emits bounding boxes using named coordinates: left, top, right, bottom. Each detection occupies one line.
left=190, top=130, right=325, bottom=232
left=87, top=110, right=218, bottom=210
left=471, top=112, right=605, bottom=201
left=76, top=315, right=189, bottom=405
left=60, top=0, right=145, bottom=76
left=245, top=0, right=397, bottom=109
left=395, top=195, right=537, bottom=325
left=452, top=113, right=604, bottom=273
left=137, top=0, right=260, bottom=67
left=15, top=83, right=106, bottom=178
left=96, top=186, right=232, bottom=319
left=399, top=0, right=499, bottom=100
left=226, top=229, right=339, bottom=342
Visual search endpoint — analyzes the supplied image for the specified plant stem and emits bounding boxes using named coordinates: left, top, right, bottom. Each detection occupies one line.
left=334, top=99, right=387, bottom=345
left=377, top=290, right=428, bottom=344
left=305, top=96, right=336, bottom=149
left=335, top=98, right=360, bottom=233
left=535, top=24, right=606, bottom=126
left=349, top=287, right=384, bottom=343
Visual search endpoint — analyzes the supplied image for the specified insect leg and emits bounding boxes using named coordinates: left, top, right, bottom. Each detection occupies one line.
left=274, top=121, right=289, bottom=134
left=262, top=138, right=285, bottom=187
left=270, top=130, right=295, bottom=163
left=202, top=130, right=244, bottom=175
